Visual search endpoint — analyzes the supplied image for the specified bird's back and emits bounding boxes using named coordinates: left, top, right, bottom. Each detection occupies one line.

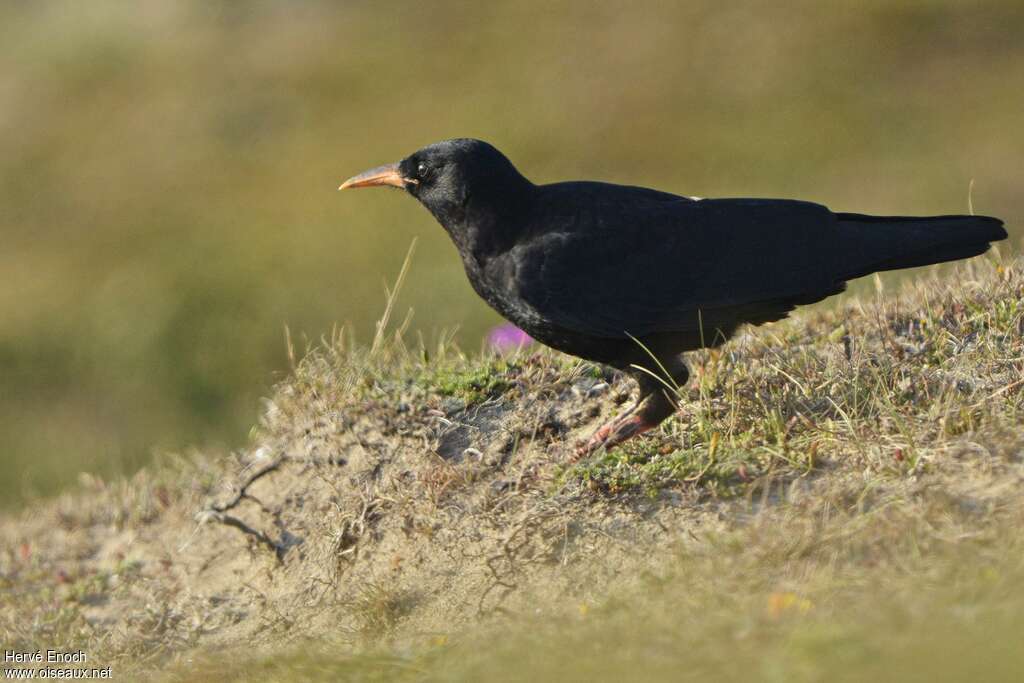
left=500, top=192, right=842, bottom=339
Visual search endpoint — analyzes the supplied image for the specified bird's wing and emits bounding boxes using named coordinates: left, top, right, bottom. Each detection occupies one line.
left=507, top=198, right=843, bottom=339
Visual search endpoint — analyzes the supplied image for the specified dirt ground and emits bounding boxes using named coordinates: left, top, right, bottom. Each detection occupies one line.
left=3, top=255, right=1023, bottom=680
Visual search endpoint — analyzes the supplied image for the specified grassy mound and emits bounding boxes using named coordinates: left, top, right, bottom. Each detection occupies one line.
left=3, top=255, right=1024, bottom=681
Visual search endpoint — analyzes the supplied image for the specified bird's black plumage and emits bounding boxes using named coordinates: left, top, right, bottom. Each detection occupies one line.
left=341, top=138, right=1007, bottom=453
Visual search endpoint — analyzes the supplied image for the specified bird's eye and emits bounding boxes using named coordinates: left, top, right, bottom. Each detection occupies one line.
left=417, top=161, right=429, bottom=177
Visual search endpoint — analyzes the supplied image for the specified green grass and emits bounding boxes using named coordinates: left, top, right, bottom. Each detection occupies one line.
left=418, top=359, right=520, bottom=406
left=569, top=441, right=768, bottom=497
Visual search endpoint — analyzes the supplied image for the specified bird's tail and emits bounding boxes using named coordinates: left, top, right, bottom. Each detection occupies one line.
left=836, top=213, right=1007, bottom=280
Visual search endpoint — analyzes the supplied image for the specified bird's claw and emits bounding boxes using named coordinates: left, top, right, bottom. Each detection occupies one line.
left=575, top=415, right=654, bottom=458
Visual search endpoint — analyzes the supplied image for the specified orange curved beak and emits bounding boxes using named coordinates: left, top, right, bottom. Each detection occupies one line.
left=338, top=163, right=409, bottom=190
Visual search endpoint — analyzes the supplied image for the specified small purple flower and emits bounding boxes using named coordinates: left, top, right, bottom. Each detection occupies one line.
left=487, top=323, right=533, bottom=354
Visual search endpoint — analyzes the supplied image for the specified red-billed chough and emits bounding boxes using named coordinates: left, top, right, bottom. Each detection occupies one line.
left=340, top=139, right=1007, bottom=455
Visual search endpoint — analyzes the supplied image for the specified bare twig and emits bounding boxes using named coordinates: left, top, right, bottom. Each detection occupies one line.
left=193, top=456, right=288, bottom=559
left=211, top=458, right=284, bottom=513
left=199, top=510, right=283, bottom=559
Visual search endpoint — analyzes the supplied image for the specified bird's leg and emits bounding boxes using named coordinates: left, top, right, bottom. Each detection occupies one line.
left=577, top=364, right=690, bottom=457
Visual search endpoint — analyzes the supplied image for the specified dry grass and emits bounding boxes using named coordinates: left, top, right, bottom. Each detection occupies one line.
left=3, top=254, right=1024, bottom=680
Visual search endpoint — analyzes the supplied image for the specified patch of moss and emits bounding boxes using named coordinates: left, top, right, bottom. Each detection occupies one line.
left=421, top=360, right=519, bottom=405
left=569, top=443, right=765, bottom=498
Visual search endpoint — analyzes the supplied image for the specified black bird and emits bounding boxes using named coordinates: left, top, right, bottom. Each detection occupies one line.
left=340, top=139, right=1007, bottom=454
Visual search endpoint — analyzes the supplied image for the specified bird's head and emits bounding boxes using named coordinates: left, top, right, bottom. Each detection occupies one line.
left=340, top=139, right=533, bottom=237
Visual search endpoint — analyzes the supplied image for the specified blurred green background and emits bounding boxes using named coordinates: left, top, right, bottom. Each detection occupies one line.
left=2, top=0, right=1021, bottom=508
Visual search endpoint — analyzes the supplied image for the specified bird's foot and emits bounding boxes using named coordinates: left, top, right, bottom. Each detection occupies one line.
left=575, top=414, right=656, bottom=458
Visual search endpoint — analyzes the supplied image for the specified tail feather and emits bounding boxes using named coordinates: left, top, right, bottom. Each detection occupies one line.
left=836, top=213, right=1007, bottom=281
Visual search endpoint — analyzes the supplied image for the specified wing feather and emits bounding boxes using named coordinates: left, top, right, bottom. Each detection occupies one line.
left=508, top=195, right=842, bottom=339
